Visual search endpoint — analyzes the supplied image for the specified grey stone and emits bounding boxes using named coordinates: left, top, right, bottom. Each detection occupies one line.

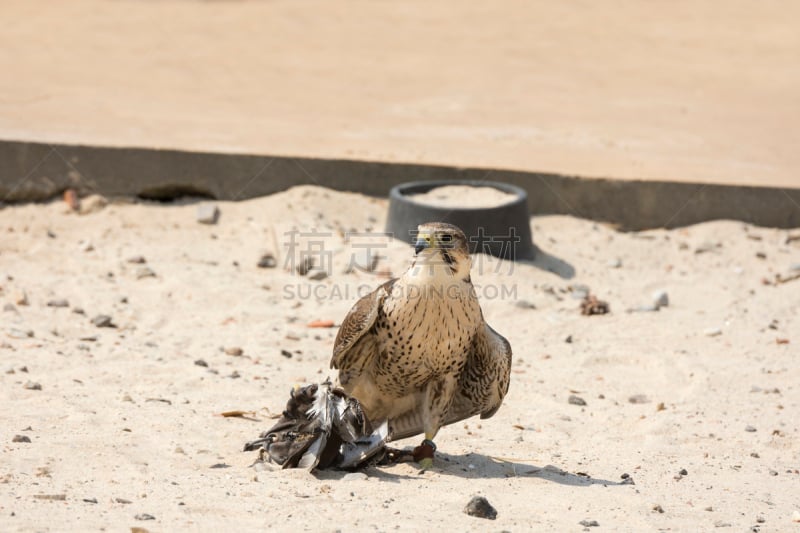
left=8, top=328, right=34, bottom=339
left=629, top=303, right=659, bottom=313
left=257, top=253, right=277, bottom=268
left=569, top=283, right=590, bottom=300
left=91, top=314, right=114, bottom=328
left=295, top=257, right=314, bottom=276
left=308, top=269, right=328, bottom=281
left=342, top=472, right=368, bottom=482
left=78, top=194, right=108, bottom=214
left=136, top=266, right=156, bottom=279
left=464, top=496, right=497, bottom=520
left=196, top=204, right=220, bottom=224
left=47, top=299, right=69, bottom=308
left=568, top=395, right=587, bottom=406
left=652, top=290, right=669, bottom=309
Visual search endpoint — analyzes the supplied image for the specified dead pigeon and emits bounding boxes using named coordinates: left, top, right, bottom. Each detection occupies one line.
left=244, top=379, right=388, bottom=470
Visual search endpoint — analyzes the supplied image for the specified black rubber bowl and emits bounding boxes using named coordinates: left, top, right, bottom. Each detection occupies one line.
left=386, top=180, right=534, bottom=260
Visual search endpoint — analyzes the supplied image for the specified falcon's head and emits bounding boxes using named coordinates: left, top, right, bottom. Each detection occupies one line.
left=411, top=222, right=472, bottom=280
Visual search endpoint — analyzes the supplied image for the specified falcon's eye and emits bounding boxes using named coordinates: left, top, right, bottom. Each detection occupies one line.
left=440, top=234, right=452, bottom=243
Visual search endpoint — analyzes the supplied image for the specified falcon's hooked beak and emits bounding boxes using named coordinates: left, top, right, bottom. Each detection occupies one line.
left=414, top=233, right=432, bottom=255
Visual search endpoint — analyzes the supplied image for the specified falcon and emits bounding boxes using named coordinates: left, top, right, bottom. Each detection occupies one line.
left=331, top=222, right=512, bottom=468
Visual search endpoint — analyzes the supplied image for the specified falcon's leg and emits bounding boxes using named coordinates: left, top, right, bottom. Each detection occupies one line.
left=415, top=375, right=458, bottom=470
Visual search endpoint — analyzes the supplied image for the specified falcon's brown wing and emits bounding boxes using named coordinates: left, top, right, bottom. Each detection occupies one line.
left=387, top=321, right=512, bottom=441
left=330, top=279, right=395, bottom=385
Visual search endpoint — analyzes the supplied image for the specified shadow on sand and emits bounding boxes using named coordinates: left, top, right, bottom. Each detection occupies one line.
left=522, top=244, right=576, bottom=280
left=315, top=451, right=625, bottom=486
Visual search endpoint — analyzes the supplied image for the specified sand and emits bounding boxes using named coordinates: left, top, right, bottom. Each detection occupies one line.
left=409, top=186, right=518, bottom=209
left=1, top=186, right=799, bottom=531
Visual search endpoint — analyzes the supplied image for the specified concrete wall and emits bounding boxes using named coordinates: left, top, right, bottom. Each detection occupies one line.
left=1, top=140, right=798, bottom=230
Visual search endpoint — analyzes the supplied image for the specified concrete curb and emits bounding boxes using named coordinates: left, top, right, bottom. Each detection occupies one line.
left=1, top=139, right=798, bottom=230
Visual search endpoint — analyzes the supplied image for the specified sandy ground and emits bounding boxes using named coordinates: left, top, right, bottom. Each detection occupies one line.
left=2, top=1, right=800, bottom=188
left=1, top=185, right=799, bottom=531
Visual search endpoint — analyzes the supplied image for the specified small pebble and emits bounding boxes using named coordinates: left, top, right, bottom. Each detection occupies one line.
left=24, top=381, right=42, bottom=391
left=651, top=290, right=669, bottom=309
left=127, top=255, right=147, bottom=264
left=628, top=394, right=650, bottom=404
left=8, top=328, right=34, bottom=339
left=755, top=516, right=765, bottom=523
left=629, top=303, right=659, bottom=313
left=91, top=315, right=114, bottom=328
left=308, top=270, right=328, bottom=281
left=257, top=254, right=277, bottom=268
left=12, top=435, right=31, bottom=443
left=565, top=335, right=573, bottom=344
left=280, top=349, right=293, bottom=359
left=14, top=291, right=29, bottom=306
left=695, top=241, right=720, bottom=254
left=568, top=395, right=587, bottom=406
left=136, top=267, right=156, bottom=279
left=514, top=300, right=537, bottom=310
left=745, top=425, right=757, bottom=432
left=3, top=303, right=16, bottom=312
left=72, top=307, right=85, bottom=315
left=47, top=299, right=69, bottom=308
left=196, top=204, right=220, bottom=224
left=704, top=327, right=722, bottom=337
left=607, top=258, right=622, bottom=268
left=342, top=472, right=367, bottom=482
left=224, top=347, right=243, bottom=356
left=464, top=496, right=497, bottom=520
left=714, top=520, right=732, bottom=527
left=679, top=468, right=688, bottom=476
left=194, top=359, right=208, bottom=367
left=579, top=519, right=599, bottom=527
left=78, top=239, right=94, bottom=252
left=570, top=283, right=590, bottom=300
left=78, top=194, right=107, bottom=214
left=652, top=504, right=665, bottom=513
left=82, top=498, right=98, bottom=504
left=134, top=513, right=156, bottom=521
left=295, top=257, right=314, bottom=276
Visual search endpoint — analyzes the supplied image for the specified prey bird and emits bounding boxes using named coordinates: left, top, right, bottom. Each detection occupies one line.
left=331, top=222, right=512, bottom=468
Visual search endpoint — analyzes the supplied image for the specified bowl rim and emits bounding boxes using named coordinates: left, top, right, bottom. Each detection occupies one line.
left=389, top=180, right=527, bottom=212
